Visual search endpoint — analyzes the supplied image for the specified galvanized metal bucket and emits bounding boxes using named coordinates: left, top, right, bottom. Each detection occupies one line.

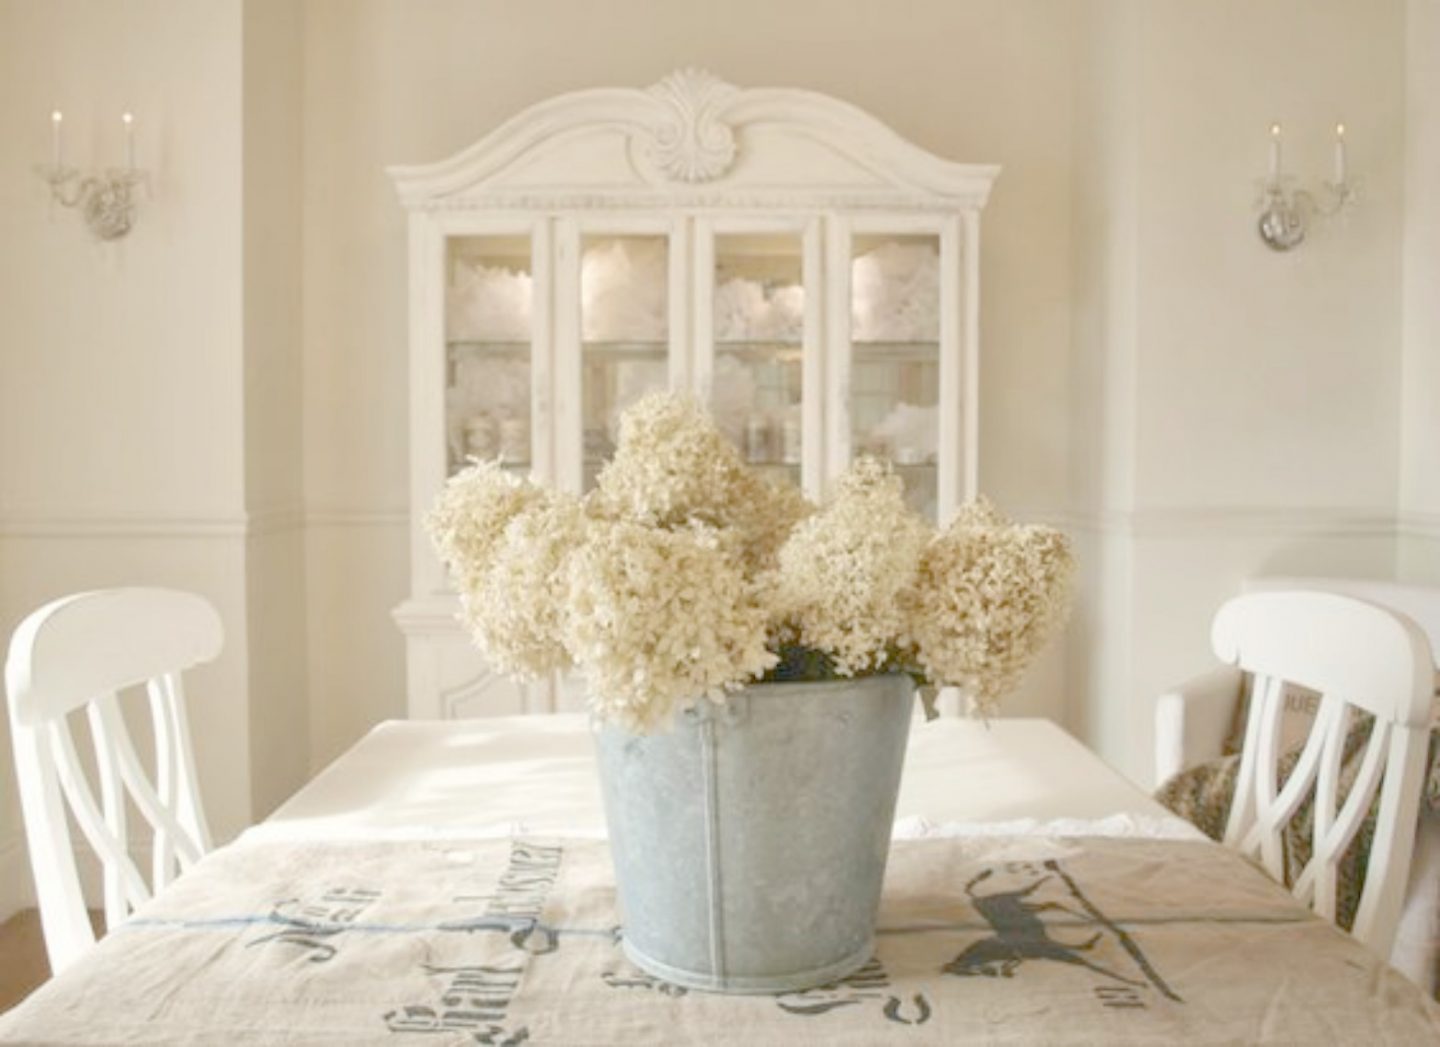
left=593, top=674, right=915, bottom=994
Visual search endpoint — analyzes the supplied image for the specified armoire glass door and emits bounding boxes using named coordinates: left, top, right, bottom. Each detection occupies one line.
left=443, top=233, right=535, bottom=478
left=847, top=231, right=941, bottom=519
left=697, top=219, right=820, bottom=501
left=710, top=233, right=805, bottom=484
left=577, top=232, right=672, bottom=492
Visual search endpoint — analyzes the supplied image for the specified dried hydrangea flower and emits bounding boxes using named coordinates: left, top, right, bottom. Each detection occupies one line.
left=427, top=395, right=1075, bottom=732
left=427, top=460, right=549, bottom=594
left=904, top=498, right=1075, bottom=716
left=458, top=493, right=584, bottom=679
left=591, top=391, right=811, bottom=572
left=564, top=519, right=776, bottom=731
left=772, top=457, right=931, bottom=676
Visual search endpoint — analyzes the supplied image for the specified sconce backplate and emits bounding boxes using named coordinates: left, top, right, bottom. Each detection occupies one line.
left=1258, top=197, right=1305, bottom=252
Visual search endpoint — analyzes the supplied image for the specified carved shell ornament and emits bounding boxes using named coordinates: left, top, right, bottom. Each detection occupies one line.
left=645, top=69, right=739, bottom=183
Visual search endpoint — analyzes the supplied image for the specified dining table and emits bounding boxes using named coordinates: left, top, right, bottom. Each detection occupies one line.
left=3, top=714, right=1439, bottom=1045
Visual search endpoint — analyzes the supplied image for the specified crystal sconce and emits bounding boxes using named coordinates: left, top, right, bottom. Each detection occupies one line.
left=1256, top=122, right=1357, bottom=252
left=37, top=110, right=147, bottom=241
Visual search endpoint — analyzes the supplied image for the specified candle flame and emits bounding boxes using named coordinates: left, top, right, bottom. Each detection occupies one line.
left=51, top=110, right=62, bottom=123
left=1270, top=123, right=1282, bottom=137
left=1336, top=122, right=1345, bottom=137
left=122, top=112, right=134, bottom=125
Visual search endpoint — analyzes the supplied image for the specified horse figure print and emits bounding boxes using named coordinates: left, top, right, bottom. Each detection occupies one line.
left=943, top=860, right=1182, bottom=1004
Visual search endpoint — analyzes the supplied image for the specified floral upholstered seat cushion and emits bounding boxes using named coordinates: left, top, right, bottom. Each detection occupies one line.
left=1156, top=717, right=1440, bottom=931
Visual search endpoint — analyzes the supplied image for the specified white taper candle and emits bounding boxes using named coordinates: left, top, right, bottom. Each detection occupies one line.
left=123, top=112, right=135, bottom=170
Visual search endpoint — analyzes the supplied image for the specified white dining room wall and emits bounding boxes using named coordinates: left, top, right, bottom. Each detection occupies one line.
left=1068, top=0, right=1409, bottom=782
left=0, top=0, right=308, bottom=917
left=1400, top=0, right=1440, bottom=586
left=0, top=0, right=1427, bottom=918
left=241, top=0, right=310, bottom=824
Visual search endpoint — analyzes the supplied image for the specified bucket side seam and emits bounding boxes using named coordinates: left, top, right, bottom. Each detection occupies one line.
left=701, top=717, right=726, bottom=981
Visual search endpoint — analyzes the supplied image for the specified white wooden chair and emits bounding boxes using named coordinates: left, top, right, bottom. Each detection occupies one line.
left=1211, top=590, right=1434, bottom=959
left=4, top=588, right=222, bottom=975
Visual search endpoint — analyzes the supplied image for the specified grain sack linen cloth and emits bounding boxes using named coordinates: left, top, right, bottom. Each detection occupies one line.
left=3, top=835, right=1438, bottom=1045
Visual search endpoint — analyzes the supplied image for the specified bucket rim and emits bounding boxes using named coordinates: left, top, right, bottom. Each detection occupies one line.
left=594, top=672, right=917, bottom=733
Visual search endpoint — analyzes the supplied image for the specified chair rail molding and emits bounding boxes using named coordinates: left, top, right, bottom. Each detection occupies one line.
left=1056, top=505, right=1401, bottom=540
left=0, top=513, right=252, bottom=539
left=0, top=508, right=305, bottom=540
left=304, top=508, right=408, bottom=529
left=1398, top=511, right=1440, bottom=541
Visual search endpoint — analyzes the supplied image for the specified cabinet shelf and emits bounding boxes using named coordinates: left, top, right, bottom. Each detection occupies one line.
left=715, top=341, right=803, bottom=364
left=448, top=340, right=531, bottom=357
left=851, top=341, right=939, bottom=364
left=752, top=463, right=804, bottom=488
left=448, top=457, right=531, bottom=476
left=449, top=339, right=941, bottom=363
left=583, top=341, right=668, bottom=360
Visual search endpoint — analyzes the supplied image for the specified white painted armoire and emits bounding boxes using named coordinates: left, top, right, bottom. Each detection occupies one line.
left=389, top=70, right=998, bottom=720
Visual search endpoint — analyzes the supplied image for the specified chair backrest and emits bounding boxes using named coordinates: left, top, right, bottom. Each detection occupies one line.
left=1212, top=590, right=1434, bottom=957
left=1245, top=576, right=1440, bottom=676
left=4, top=588, right=223, bottom=974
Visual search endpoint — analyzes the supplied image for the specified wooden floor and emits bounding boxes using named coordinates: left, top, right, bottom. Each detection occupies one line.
left=0, top=909, right=101, bottom=1015
left=0, top=909, right=53, bottom=1014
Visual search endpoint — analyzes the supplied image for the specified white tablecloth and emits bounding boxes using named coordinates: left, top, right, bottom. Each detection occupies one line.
left=249, top=716, right=1198, bottom=845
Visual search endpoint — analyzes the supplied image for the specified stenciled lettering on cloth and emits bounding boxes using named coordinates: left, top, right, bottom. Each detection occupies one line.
left=775, top=958, right=933, bottom=1026
left=13, top=837, right=1433, bottom=1044
left=383, top=965, right=529, bottom=1045
left=445, top=841, right=568, bottom=954
left=246, top=885, right=382, bottom=963
left=384, top=840, right=565, bottom=1043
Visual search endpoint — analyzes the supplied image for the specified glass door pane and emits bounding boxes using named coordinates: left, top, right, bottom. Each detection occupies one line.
left=445, top=234, right=534, bottom=476
left=580, top=234, right=670, bottom=491
left=712, top=233, right=805, bottom=487
left=849, top=233, right=941, bottom=519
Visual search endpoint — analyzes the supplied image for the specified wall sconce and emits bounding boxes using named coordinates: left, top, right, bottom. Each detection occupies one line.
left=36, top=110, right=148, bottom=241
left=1256, top=122, right=1357, bottom=252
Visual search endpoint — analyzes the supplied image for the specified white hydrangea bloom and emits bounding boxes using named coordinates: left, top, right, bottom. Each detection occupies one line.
left=457, top=494, right=584, bottom=679
left=591, top=391, right=811, bottom=572
left=772, top=458, right=931, bottom=676
left=427, top=460, right=548, bottom=594
left=564, top=520, right=777, bottom=731
left=904, top=498, right=1075, bottom=716
left=425, top=396, right=1076, bottom=732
